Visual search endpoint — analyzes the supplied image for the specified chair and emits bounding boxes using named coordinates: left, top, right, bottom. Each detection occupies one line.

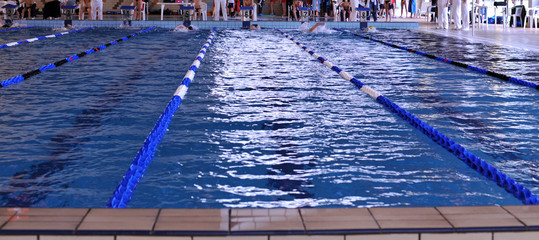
left=426, top=6, right=436, bottom=22
left=493, top=1, right=507, bottom=26
left=194, top=2, right=207, bottom=20
left=140, top=1, right=148, bottom=20
left=509, top=6, right=523, bottom=27
left=473, top=5, right=487, bottom=25
left=523, top=7, right=538, bottom=28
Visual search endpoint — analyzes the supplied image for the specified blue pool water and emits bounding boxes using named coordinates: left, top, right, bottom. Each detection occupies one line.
left=0, top=27, right=537, bottom=208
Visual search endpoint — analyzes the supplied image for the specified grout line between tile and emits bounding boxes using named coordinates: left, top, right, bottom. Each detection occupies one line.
left=151, top=208, right=162, bottom=234
left=500, top=206, right=529, bottom=230
left=297, top=209, right=308, bottom=234
left=74, top=208, right=92, bottom=234
left=0, top=209, right=17, bottom=230
left=228, top=208, right=232, bottom=235
left=434, top=207, right=455, bottom=232
left=366, top=208, right=382, bottom=233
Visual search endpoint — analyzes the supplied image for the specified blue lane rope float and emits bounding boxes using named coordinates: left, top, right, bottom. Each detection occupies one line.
left=276, top=29, right=538, bottom=205
left=0, top=26, right=36, bottom=32
left=334, top=28, right=538, bottom=90
left=106, top=28, right=217, bottom=208
left=0, top=27, right=93, bottom=49
left=0, top=27, right=155, bottom=88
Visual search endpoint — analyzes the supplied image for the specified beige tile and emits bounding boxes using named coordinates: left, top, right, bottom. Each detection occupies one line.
left=347, top=234, right=418, bottom=240
left=503, top=205, right=539, bottom=215
left=160, top=209, right=228, bottom=217
left=270, top=236, right=344, bottom=240
left=494, top=231, right=539, bottom=240
left=422, top=232, right=492, bottom=240
left=0, top=236, right=37, bottom=240
left=194, top=237, right=267, bottom=240
left=158, top=216, right=227, bottom=223
left=0, top=208, right=87, bottom=217
left=78, top=209, right=158, bottom=232
left=437, top=206, right=507, bottom=215
left=118, top=236, right=191, bottom=240
left=369, top=207, right=451, bottom=230
left=300, top=208, right=378, bottom=231
left=231, top=209, right=303, bottom=232
left=2, top=221, right=79, bottom=231
left=503, top=206, right=539, bottom=227
left=154, top=221, right=229, bottom=231
left=86, top=208, right=158, bottom=217
left=0, top=208, right=19, bottom=216
left=376, top=219, right=452, bottom=229
left=78, top=220, right=155, bottom=231
left=304, top=220, right=379, bottom=231
left=231, top=221, right=304, bottom=232
left=40, top=236, right=114, bottom=240
left=300, top=208, right=373, bottom=221
left=232, top=209, right=299, bottom=216
left=437, top=206, right=523, bottom=229
left=369, top=207, right=440, bottom=218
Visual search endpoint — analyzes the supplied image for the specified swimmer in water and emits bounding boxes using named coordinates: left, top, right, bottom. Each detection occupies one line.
left=309, top=22, right=326, bottom=32
left=174, top=24, right=194, bottom=31
left=249, top=24, right=261, bottom=30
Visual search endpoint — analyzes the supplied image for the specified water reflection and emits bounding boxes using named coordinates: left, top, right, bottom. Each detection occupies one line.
left=263, top=119, right=315, bottom=204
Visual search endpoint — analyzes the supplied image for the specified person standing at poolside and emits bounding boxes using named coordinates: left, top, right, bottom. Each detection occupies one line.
left=451, top=0, right=461, bottom=29
left=79, top=0, right=91, bottom=19
left=461, top=0, right=470, bottom=30
left=408, top=0, right=415, bottom=17
left=366, top=0, right=378, bottom=21
left=91, top=0, right=103, bottom=20
left=339, top=0, right=351, bottom=21
left=437, top=0, right=449, bottom=29
left=214, top=0, right=228, bottom=20
left=133, top=0, right=143, bottom=20
left=400, top=0, right=407, bottom=17
left=383, top=0, right=392, bottom=21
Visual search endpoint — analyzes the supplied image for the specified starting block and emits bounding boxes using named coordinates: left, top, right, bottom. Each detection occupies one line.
left=61, top=5, right=77, bottom=27
left=2, top=4, right=18, bottom=27
left=240, top=6, right=257, bottom=21
left=179, top=6, right=194, bottom=21
left=120, top=5, right=136, bottom=26
left=356, top=7, right=370, bottom=21
left=297, top=7, right=312, bottom=21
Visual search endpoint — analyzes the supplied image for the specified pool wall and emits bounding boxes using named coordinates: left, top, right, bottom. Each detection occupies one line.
left=14, top=20, right=419, bottom=30
left=0, top=206, right=538, bottom=239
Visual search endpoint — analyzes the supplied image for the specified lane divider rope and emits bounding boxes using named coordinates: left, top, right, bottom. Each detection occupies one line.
left=106, top=28, right=217, bottom=208
left=0, top=27, right=155, bottom=88
left=0, top=26, right=36, bottom=32
left=277, top=29, right=538, bottom=205
left=0, top=27, right=94, bottom=49
left=334, top=28, right=538, bottom=90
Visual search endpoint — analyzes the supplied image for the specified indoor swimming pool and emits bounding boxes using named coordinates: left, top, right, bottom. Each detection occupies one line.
left=0, top=26, right=537, bottom=208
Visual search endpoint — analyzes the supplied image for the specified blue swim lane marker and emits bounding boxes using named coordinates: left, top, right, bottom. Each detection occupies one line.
left=277, top=29, right=538, bottom=205
left=0, top=27, right=94, bottom=49
left=106, top=28, right=217, bottom=208
left=334, top=28, right=538, bottom=90
left=0, top=27, right=155, bottom=88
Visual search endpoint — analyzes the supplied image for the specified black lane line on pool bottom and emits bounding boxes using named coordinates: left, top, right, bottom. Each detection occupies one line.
left=0, top=27, right=155, bottom=89
left=334, top=28, right=539, bottom=90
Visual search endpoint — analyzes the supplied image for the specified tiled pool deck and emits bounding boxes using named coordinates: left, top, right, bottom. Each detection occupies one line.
left=0, top=206, right=538, bottom=239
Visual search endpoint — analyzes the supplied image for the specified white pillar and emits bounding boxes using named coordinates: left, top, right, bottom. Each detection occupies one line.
left=351, top=0, right=358, bottom=20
